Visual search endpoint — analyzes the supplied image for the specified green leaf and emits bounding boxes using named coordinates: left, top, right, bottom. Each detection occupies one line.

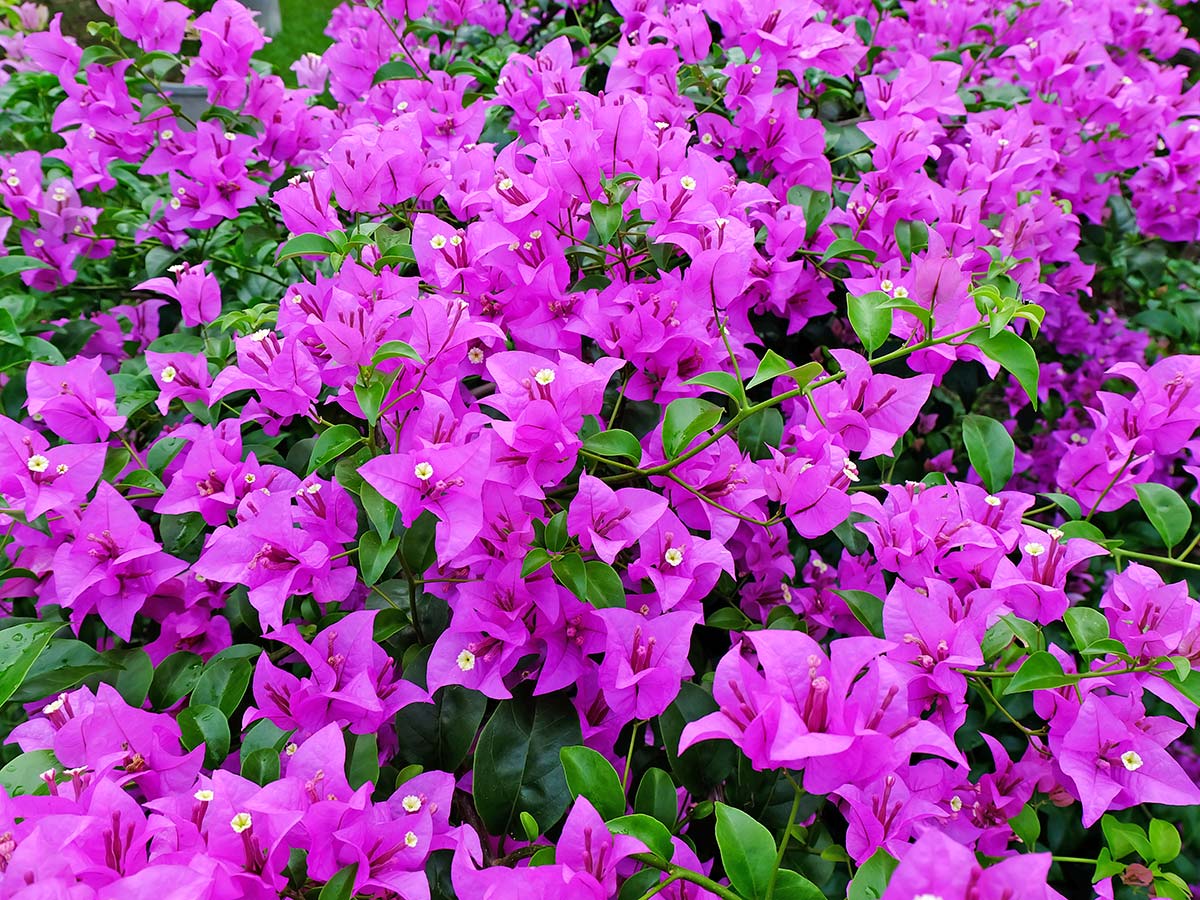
left=347, top=732, right=379, bottom=789
left=968, top=330, right=1040, bottom=409
left=146, top=437, right=187, bottom=474
left=962, top=414, right=1014, bottom=493
left=821, top=237, right=876, bottom=264
left=399, top=510, right=438, bottom=573
left=0, top=621, right=63, bottom=707
left=847, top=291, right=894, bottom=355
left=242, top=747, right=280, bottom=786
left=1149, top=819, right=1181, bottom=864
left=310, top=425, right=364, bottom=472
left=584, top=559, right=625, bottom=609
left=544, top=511, right=568, bottom=553
left=1134, top=483, right=1191, bottom=550
left=1003, top=651, right=1073, bottom=694
left=773, top=870, right=825, bottom=900
left=848, top=849, right=899, bottom=900
left=737, top=407, right=784, bottom=462
left=893, top=219, right=929, bottom=262
left=1009, top=804, right=1041, bottom=850
left=582, top=429, right=643, bottom=465
left=358, top=532, right=400, bottom=585
left=714, top=802, right=777, bottom=900
left=0, top=256, right=54, bottom=278
left=832, top=589, right=884, bottom=638
left=10, top=637, right=108, bottom=703
left=561, top=746, right=626, bottom=821
left=657, top=683, right=735, bottom=795
left=786, top=185, right=832, bottom=243
left=0, top=749, right=59, bottom=797
left=522, top=548, right=552, bottom=577
left=372, top=340, right=424, bottom=365
left=747, top=351, right=821, bottom=392
left=591, top=201, right=624, bottom=245
left=473, top=692, right=583, bottom=837
left=1057, top=519, right=1108, bottom=544
left=178, top=704, right=231, bottom=769
left=394, top=684, right=488, bottom=772
left=1063, top=607, right=1110, bottom=650
left=192, top=657, right=252, bottom=718
left=148, top=650, right=204, bottom=709
left=373, top=60, right=418, bottom=83
left=634, top=767, right=678, bottom=829
left=551, top=552, right=588, bottom=601
left=277, top=233, right=339, bottom=263
left=519, top=811, right=540, bottom=843
left=662, top=397, right=722, bottom=457
left=684, top=370, right=743, bottom=399
left=354, top=379, right=387, bottom=428
left=360, top=482, right=395, bottom=537
left=318, top=863, right=360, bottom=900
left=607, top=814, right=675, bottom=861
left=103, top=647, right=154, bottom=708
left=1039, top=492, right=1082, bottom=520
left=1101, top=815, right=1152, bottom=860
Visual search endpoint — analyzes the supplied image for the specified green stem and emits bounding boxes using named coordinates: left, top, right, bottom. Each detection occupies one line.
left=636, top=874, right=682, bottom=900
left=622, top=720, right=643, bottom=792
left=1113, top=548, right=1200, bottom=573
left=1052, top=856, right=1098, bottom=865
left=1085, top=450, right=1135, bottom=521
left=765, top=789, right=803, bottom=900
left=1175, top=530, right=1200, bottom=561
left=632, top=855, right=741, bottom=900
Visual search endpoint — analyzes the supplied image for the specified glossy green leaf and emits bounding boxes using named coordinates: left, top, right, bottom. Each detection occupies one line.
left=522, top=548, right=552, bottom=577
left=737, top=407, right=784, bottom=461
left=473, top=692, right=582, bottom=837
left=582, top=429, right=643, bottom=465
left=591, top=200, right=624, bottom=245
left=1135, top=483, right=1191, bottom=549
left=714, top=802, right=776, bottom=900
left=584, top=559, right=625, bottom=609
left=1003, top=651, right=1073, bottom=694
left=968, top=330, right=1040, bottom=409
left=318, top=863, right=360, bottom=900
left=372, top=340, right=424, bottom=365
left=0, top=749, right=59, bottom=797
left=1063, top=607, right=1110, bottom=650
left=192, top=656, right=252, bottom=718
left=684, top=370, right=743, bottom=399
left=395, top=684, right=486, bottom=771
left=848, top=849, right=899, bottom=900
left=178, top=704, right=231, bottom=769
left=847, top=291, right=893, bottom=355
left=0, top=255, right=53, bottom=278
left=962, top=414, right=1014, bottom=493
left=373, top=59, right=418, bottom=83
left=1149, top=819, right=1181, bottom=864
left=608, top=814, right=674, bottom=861
left=657, top=683, right=735, bottom=795
left=561, top=745, right=626, bottom=821
left=832, top=589, right=884, bottom=638
left=242, top=747, right=280, bottom=786
left=309, top=424, right=364, bottom=471
left=773, top=870, right=825, bottom=900
left=634, top=767, right=678, bottom=829
left=277, top=233, right=338, bottom=263
left=0, top=621, right=63, bottom=707
left=148, top=651, right=204, bottom=709
left=662, top=397, right=722, bottom=457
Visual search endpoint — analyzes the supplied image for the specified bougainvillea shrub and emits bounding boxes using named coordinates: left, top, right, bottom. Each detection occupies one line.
left=2, top=0, right=1200, bottom=896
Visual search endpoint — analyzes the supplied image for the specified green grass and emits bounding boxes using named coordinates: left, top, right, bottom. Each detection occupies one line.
left=256, top=0, right=342, bottom=81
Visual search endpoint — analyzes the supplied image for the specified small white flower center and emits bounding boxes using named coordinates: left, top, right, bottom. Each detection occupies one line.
left=457, top=649, right=477, bottom=671
left=664, top=547, right=684, bottom=567
left=414, top=462, right=434, bottom=481
left=27, top=455, right=49, bottom=473
left=1024, top=542, right=1046, bottom=557
left=402, top=794, right=422, bottom=812
left=1121, top=750, right=1143, bottom=771
left=430, top=234, right=447, bottom=249
left=404, top=831, right=419, bottom=848
left=985, top=495, right=1001, bottom=507
left=230, top=812, right=253, bottom=833
left=160, top=365, right=177, bottom=383
left=194, top=789, right=214, bottom=802
left=679, top=175, right=696, bottom=191
left=534, top=368, right=555, bottom=386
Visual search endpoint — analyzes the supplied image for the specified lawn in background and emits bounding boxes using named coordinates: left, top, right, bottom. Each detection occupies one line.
left=256, top=0, right=342, bottom=81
